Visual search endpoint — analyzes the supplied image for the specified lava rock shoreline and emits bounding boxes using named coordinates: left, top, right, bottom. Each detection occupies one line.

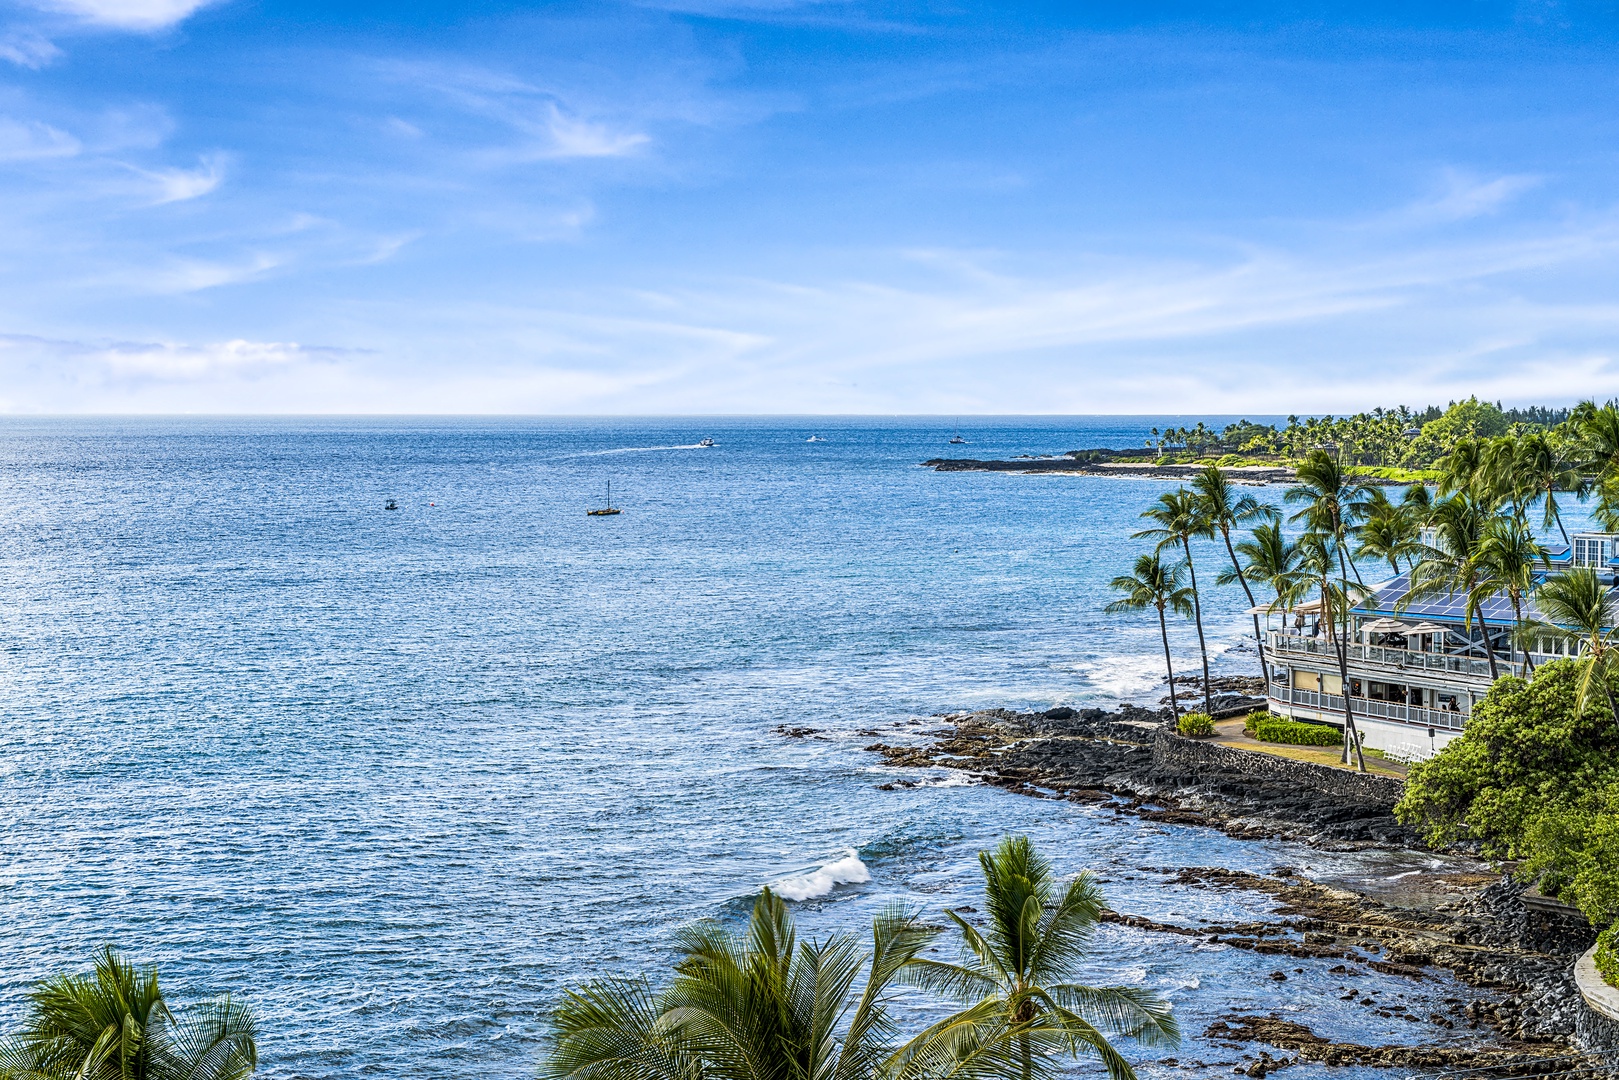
left=860, top=705, right=1611, bottom=1073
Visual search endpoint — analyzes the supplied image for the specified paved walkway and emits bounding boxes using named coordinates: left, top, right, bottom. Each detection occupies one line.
left=1209, top=717, right=1409, bottom=779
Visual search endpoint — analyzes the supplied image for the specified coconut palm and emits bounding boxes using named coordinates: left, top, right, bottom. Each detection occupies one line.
left=1285, top=450, right=1373, bottom=584
left=1220, top=522, right=1304, bottom=621
left=1353, top=489, right=1422, bottom=576
left=542, top=889, right=938, bottom=1080
left=1402, top=495, right=1502, bottom=681
left=0, top=946, right=256, bottom=1080
left=1513, top=432, right=1576, bottom=545
left=1133, top=489, right=1215, bottom=715
left=1293, top=531, right=1370, bottom=772
left=1567, top=401, right=1619, bottom=530
left=1106, top=553, right=1196, bottom=716
left=1435, top=437, right=1485, bottom=501
left=1470, top=517, right=1545, bottom=673
left=1192, top=465, right=1277, bottom=683
left=1525, top=569, right=1619, bottom=729
left=894, top=837, right=1177, bottom=1080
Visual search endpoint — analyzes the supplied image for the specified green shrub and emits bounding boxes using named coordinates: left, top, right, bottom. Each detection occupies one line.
left=1177, top=712, right=1215, bottom=737
left=1242, top=711, right=1273, bottom=736
left=1597, top=924, right=1619, bottom=990
left=1252, top=716, right=1343, bottom=746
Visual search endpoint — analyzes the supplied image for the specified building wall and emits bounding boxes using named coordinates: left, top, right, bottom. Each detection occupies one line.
left=1267, top=694, right=1463, bottom=761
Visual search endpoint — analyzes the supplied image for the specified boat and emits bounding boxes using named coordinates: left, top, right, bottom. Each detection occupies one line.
left=806, top=435, right=824, bottom=442
left=697, top=437, right=715, bottom=447
left=949, top=428, right=966, bottom=445
left=384, top=500, right=398, bottom=510
left=587, top=480, right=621, bottom=516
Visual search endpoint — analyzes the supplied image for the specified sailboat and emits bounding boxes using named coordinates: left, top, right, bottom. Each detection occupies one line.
left=587, top=480, right=622, bottom=516
left=949, top=421, right=966, bottom=445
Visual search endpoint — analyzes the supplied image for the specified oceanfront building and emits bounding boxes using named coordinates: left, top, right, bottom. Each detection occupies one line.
left=1263, top=531, right=1619, bottom=761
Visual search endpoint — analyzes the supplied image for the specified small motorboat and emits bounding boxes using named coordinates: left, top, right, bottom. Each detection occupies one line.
left=949, top=434, right=966, bottom=445
left=384, top=500, right=398, bottom=510
left=806, top=435, right=824, bottom=442
left=587, top=480, right=622, bottom=516
left=697, top=437, right=715, bottom=448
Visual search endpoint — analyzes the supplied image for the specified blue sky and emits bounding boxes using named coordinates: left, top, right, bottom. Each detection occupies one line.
left=2, top=0, right=1619, bottom=413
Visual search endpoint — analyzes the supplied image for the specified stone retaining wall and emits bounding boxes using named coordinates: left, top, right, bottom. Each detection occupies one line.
left=1573, top=946, right=1619, bottom=1062
left=1151, top=730, right=1407, bottom=805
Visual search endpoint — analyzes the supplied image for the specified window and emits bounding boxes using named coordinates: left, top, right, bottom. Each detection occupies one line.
left=1294, top=670, right=1320, bottom=692
left=1574, top=535, right=1615, bottom=568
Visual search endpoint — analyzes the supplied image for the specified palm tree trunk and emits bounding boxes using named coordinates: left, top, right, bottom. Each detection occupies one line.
left=1550, top=490, right=1570, bottom=546
left=1221, top=525, right=1269, bottom=685
left=1158, top=604, right=1179, bottom=716
left=1510, top=594, right=1534, bottom=674
left=1183, top=538, right=1214, bottom=716
left=1333, top=549, right=1368, bottom=772
left=1472, top=600, right=1500, bottom=680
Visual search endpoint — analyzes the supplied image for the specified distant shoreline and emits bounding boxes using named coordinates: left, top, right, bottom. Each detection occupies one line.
left=923, top=456, right=1295, bottom=483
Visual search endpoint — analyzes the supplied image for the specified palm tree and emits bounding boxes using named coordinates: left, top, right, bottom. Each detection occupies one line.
left=1567, top=401, right=1619, bottom=530
left=1106, top=554, right=1196, bottom=716
left=895, top=837, right=1177, bottom=1080
left=1403, top=495, right=1501, bottom=680
left=1471, top=517, right=1545, bottom=673
left=1192, top=466, right=1277, bottom=684
left=0, top=946, right=256, bottom=1080
left=1285, top=450, right=1372, bottom=584
left=1220, top=523, right=1303, bottom=623
left=1353, top=489, right=1422, bottom=575
left=1436, top=437, right=1485, bottom=500
left=1514, top=431, right=1576, bottom=546
left=1293, top=531, right=1370, bottom=772
left=1526, top=569, right=1619, bottom=729
left=1133, top=489, right=1215, bottom=715
left=542, top=890, right=938, bottom=1080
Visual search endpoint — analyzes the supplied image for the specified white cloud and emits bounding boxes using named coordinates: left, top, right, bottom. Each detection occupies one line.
left=541, top=104, right=649, bottom=159
left=0, top=116, right=79, bottom=160
left=0, top=31, right=62, bottom=68
left=134, top=152, right=226, bottom=203
left=36, top=0, right=220, bottom=31
left=1396, top=169, right=1543, bottom=226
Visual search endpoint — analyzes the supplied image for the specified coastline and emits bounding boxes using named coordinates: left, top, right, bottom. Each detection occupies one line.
left=923, top=458, right=1295, bottom=482
left=863, top=705, right=1611, bottom=1072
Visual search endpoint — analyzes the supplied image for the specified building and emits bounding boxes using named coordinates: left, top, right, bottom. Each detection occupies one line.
left=1263, top=531, right=1619, bottom=761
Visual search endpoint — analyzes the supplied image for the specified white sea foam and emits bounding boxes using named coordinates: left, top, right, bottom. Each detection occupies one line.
left=567, top=443, right=714, bottom=457
left=771, top=850, right=871, bottom=901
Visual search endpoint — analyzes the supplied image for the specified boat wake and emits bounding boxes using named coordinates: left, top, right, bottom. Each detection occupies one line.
left=566, top=443, right=715, bottom=457
left=770, top=850, right=870, bottom=901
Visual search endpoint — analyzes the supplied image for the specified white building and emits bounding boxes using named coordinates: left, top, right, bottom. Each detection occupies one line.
left=1263, top=532, right=1618, bottom=761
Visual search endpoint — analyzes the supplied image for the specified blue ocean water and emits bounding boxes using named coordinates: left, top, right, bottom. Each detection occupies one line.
left=0, top=417, right=1500, bottom=1079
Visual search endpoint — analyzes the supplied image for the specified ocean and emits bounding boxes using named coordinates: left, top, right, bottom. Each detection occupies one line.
left=0, top=417, right=1507, bottom=1079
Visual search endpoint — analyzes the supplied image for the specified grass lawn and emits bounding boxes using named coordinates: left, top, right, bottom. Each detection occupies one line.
left=1209, top=718, right=1409, bottom=779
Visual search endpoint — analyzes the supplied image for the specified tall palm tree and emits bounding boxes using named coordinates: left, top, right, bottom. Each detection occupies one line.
left=1133, top=489, right=1215, bottom=715
left=1403, top=495, right=1501, bottom=681
left=0, top=946, right=256, bottom=1080
left=1106, top=554, right=1196, bottom=716
left=1220, top=523, right=1304, bottom=622
left=1293, top=531, right=1369, bottom=772
left=1567, top=401, right=1619, bottom=530
left=1285, top=450, right=1372, bottom=584
left=1471, top=517, right=1545, bottom=673
left=1353, top=489, right=1422, bottom=575
left=1513, top=432, right=1576, bottom=546
left=1192, top=465, right=1277, bottom=684
left=895, top=837, right=1177, bottom=1080
left=1435, top=437, right=1485, bottom=500
left=1526, top=569, right=1619, bottom=730
left=542, top=890, right=938, bottom=1080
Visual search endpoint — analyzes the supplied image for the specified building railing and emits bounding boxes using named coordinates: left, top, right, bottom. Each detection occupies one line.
left=1268, top=685, right=1468, bottom=732
left=1266, top=631, right=1525, bottom=680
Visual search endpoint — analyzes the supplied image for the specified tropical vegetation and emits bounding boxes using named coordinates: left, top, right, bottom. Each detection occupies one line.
left=1246, top=715, right=1342, bottom=747
left=0, top=946, right=257, bottom=1080
left=541, top=837, right=1177, bottom=1080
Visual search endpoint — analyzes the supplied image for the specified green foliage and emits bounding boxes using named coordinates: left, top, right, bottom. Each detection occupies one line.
left=1401, top=397, right=1510, bottom=468
left=895, top=836, right=1178, bottom=1080
left=1597, top=924, right=1619, bottom=989
left=0, top=946, right=256, bottom=1080
left=1177, top=712, right=1215, bottom=737
left=1395, top=660, right=1619, bottom=927
left=1251, top=716, right=1343, bottom=746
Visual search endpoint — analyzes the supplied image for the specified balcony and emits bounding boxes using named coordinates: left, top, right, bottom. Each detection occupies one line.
left=1269, top=685, right=1468, bottom=733
left=1266, top=631, right=1523, bottom=681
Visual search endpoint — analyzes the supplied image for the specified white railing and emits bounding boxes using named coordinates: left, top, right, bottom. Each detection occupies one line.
left=1266, top=631, right=1523, bottom=680
left=1268, top=685, right=1467, bottom=732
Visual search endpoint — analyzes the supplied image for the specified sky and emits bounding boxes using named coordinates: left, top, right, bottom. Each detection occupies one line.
left=2, top=1, right=1619, bottom=414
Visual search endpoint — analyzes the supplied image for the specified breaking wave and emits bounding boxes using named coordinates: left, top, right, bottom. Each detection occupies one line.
left=770, top=850, right=871, bottom=901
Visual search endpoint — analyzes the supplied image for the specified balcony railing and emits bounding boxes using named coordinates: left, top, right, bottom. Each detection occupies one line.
left=1266, top=631, right=1524, bottom=680
left=1268, top=685, right=1468, bottom=732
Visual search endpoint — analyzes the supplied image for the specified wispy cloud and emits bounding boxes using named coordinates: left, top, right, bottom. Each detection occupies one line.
left=541, top=104, right=650, bottom=159
left=1393, top=169, right=1543, bottom=226
left=128, top=151, right=227, bottom=203
left=33, top=0, right=220, bottom=31
left=0, top=30, right=62, bottom=68
left=0, top=116, right=79, bottom=160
